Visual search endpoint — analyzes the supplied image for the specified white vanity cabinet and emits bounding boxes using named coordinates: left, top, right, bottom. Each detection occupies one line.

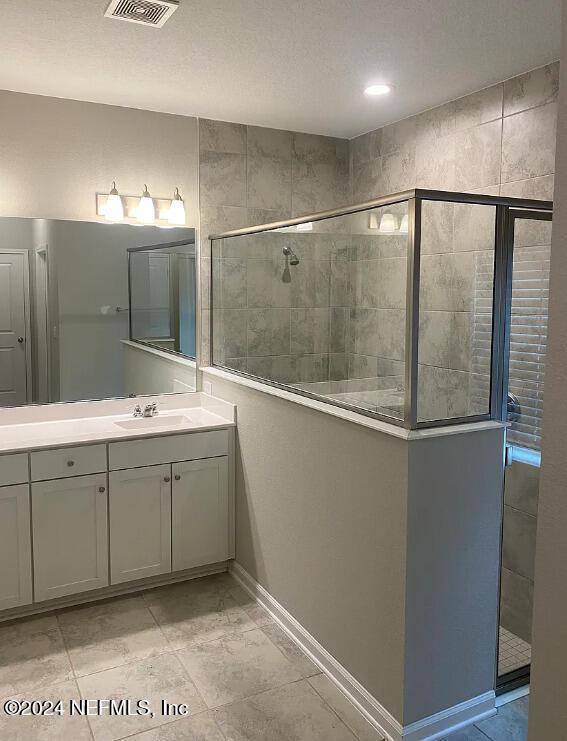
left=0, top=416, right=234, bottom=615
left=172, top=457, right=229, bottom=571
left=32, top=473, right=109, bottom=601
left=0, top=484, right=33, bottom=610
left=109, top=465, right=172, bottom=584
left=107, top=429, right=231, bottom=585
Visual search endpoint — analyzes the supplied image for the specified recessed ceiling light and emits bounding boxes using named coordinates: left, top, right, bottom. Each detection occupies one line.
left=364, top=84, right=392, bottom=96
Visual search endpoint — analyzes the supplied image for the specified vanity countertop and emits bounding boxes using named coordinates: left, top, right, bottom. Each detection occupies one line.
left=0, top=393, right=235, bottom=454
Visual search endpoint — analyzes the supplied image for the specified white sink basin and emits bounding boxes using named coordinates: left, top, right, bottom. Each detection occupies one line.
left=114, top=415, right=192, bottom=430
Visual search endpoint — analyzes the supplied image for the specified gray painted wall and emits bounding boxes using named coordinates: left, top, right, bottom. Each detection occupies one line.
left=404, top=429, right=504, bottom=724
left=204, top=371, right=409, bottom=720
left=205, top=369, right=506, bottom=726
left=0, top=90, right=199, bottom=226
left=528, top=6, right=567, bottom=737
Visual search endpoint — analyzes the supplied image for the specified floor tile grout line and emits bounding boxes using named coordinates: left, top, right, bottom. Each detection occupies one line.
left=53, top=612, right=96, bottom=740
left=307, top=675, right=378, bottom=741
left=53, top=612, right=79, bottom=682
left=113, top=708, right=229, bottom=741
left=257, top=619, right=317, bottom=673
left=206, top=675, right=313, bottom=714
left=470, top=721, right=498, bottom=741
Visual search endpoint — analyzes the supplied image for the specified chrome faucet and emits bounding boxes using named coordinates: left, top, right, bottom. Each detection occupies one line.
left=132, top=402, right=158, bottom=417
left=143, top=402, right=159, bottom=417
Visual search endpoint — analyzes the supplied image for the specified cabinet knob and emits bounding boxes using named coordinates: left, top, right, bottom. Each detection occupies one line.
left=164, top=476, right=171, bottom=483
left=67, top=460, right=75, bottom=467
left=174, top=474, right=181, bottom=481
left=17, top=336, right=24, bottom=344
left=99, top=486, right=106, bottom=493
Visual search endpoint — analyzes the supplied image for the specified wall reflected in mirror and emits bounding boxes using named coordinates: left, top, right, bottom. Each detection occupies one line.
left=0, top=218, right=196, bottom=408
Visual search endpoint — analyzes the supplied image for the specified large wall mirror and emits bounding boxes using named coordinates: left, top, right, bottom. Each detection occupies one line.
left=0, top=218, right=197, bottom=408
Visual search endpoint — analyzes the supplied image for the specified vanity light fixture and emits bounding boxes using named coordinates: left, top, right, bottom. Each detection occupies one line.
left=137, top=185, right=155, bottom=224
left=368, top=213, right=379, bottom=230
left=399, top=214, right=409, bottom=234
left=168, top=188, right=186, bottom=225
left=104, top=181, right=124, bottom=222
left=364, top=84, right=391, bottom=96
left=378, top=213, right=398, bottom=233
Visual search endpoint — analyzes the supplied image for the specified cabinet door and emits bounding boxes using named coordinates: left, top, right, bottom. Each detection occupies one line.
left=172, top=456, right=229, bottom=571
left=32, top=474, right=108, bottom=601
left=0, top=484, right=32, bottom=609
left=109, top=465, right=171, bottom=584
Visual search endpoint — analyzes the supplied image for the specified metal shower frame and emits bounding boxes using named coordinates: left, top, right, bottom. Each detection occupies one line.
left=209, top=188, right=553, bottom=430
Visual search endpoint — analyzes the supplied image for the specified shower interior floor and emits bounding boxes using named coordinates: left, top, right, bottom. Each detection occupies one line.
left=499, top=626, right=531, bottom=676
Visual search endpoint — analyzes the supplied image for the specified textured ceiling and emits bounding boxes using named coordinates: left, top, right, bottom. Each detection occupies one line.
left=0, top=0, right=561, bottom=138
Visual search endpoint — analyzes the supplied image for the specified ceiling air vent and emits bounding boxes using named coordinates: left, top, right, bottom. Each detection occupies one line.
left=104, top=0, right=179, bottom=28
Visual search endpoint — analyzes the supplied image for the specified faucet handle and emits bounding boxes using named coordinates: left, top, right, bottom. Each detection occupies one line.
left=133, top=404, right=142, bottom=417
left=143, top=401, right=159, bottom=417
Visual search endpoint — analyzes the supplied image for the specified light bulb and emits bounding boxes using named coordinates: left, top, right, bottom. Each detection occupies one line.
left=137, top=184, right=155, bottom=224
left=168, top=187, right=186, bottom=225
left=364, top=84, right=391, bottom=96
left=378, top=213, right=398, bottom=234
left=399, top=214, right=409, bottom=234
left=104, top=182, right=124, bottom=222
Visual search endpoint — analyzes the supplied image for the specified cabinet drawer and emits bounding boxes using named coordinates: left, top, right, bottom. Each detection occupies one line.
left=109, top=430, right=229, bottom=471
left=0, top=453, right=28, bottom=487
left=31, top=445, right=107, bottom=482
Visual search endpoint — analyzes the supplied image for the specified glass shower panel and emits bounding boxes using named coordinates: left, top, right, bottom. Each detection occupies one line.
left=345, top=202, right=408, bottom=420
left=417, top=200, right=496, bottom=422
left=497, top=215, right=551, bottom=688
left=130, top=251, right=172, bottom=342
left=211, top=201, right=408, bottom=421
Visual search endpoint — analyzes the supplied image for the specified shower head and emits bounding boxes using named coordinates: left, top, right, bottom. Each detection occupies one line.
left=283, top=246, right=300, bottom=266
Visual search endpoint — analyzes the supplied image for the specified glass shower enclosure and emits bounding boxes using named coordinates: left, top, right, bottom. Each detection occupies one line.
left=208, top=188, right=552, bottom=431
left=209, top=188, right=553, bottom=694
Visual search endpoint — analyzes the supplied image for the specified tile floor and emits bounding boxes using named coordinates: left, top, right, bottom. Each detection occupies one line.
left=0, top=572, right=531, bottom=741
left=0, top=572, right=384, bottom=741
left=441, top=696, right=529, bottom=741
left=498, top=627, right=531, bottom=676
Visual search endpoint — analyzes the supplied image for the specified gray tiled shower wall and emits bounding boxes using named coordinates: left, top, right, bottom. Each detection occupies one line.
left=201, top=62, right=558, bottom=420
left=200, top=123, right=351, bottom=372
left=350, top=62, right=558, bottom=421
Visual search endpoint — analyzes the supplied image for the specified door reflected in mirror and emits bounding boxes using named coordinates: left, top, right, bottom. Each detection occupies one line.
left=0, top=218, right=196, bottom=408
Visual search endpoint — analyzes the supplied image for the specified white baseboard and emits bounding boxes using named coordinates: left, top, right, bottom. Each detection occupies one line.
left=229, top=561, right=496, bottom=741
left=401, top=693, right=496, bottom=741
left=496, top=684, right=529, bottom=707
